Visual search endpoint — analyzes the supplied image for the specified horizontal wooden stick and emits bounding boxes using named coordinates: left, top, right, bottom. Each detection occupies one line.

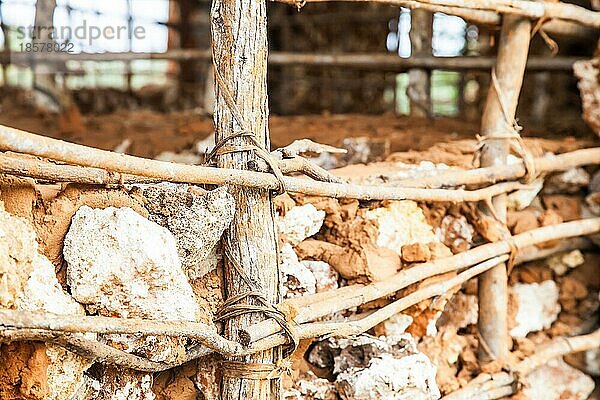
left=0, top=126, right=534, bottom=202
left=245, top=218, right=600, bottom=343
left=420, top=0, right=600, bottom=27
left=8, top=50, right=584, bottom=71
left=276, top=0, right=600, bottom=28
left=0, top=154, right=158, bottom=185
left=0, top=328, right=212, bottom=372
left=394, top=148, right=600, bottom=189
left=248, top=256, right=508, bottom=352
left=442, top=328, right=600, bottom=400
left=514, top=236, right=593, bottom=264
left=0, top=309, right=244, bottom=357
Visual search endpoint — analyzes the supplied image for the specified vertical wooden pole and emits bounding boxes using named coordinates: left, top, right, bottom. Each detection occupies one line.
left=478, top=15, right=531, bottom=364
left=408, top=9, right=432, bottom=118
left=32, top=0, right=58, bottom=107
left=211, top=1, right=282, bottom=399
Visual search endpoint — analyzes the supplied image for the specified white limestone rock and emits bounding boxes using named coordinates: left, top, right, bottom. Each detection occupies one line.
left=141, top=184, right=235, bottom=279
left=337, top=353, right=440, bottom=400
left=438, top=292, right=478, bottom=329
left=507, top=179, right=544, bottom=210
left=284, top=371, right=338, bottom=400
left=545, top=167, right=591, bottom=194
left=95, top=367, right=155, bottom=400
left=333, top=334, right=441, bottom=400
left=380, top=313, right=414, bottom=341
left=306, top=335, right=439, bottom=399
left=365, top=200, right=437, bottom=255
left=280, top=243, right=317, bottom=298
left=510, top=280, right=561, bottom=338
left=17, top=255, right=94, bottom=400
left=437, top=214, right=475, bottom=253
left=301, top=260, right=339, bottom=293
left=64, top=206, right=199, bottom=364
left=546, top=250, right=585, bottom=276
left=0, top=202, right=37, bottom=308
left=64, top=206, right=199, bottom=321
left=523, top=358, right=595, bottom=400
left=585, top=347, right=600, bottom=375
left=278, top=204, right=325, bottom=245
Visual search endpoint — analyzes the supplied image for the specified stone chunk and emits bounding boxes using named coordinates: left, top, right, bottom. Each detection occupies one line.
left=574, top=58, right=600, bottom=137
left=0, top=201, right=38, bottom=308
left=365, top=200, right=437, bottom=254
left=510, top=281, right=561, bottom=338
left=278, top=204, right=325, bottom=245
left=523, top=358, right=594, bottom=400
left=141, top=184, right=235, bottom=279
left=546, top=250, right=585, bottom=276
left=64, top=206, right=199, bottom=321
left=507, top=179, right=543, bottom=210
left=545, top=168, right=590, bottom=194
left=284, top=371, right=338, bottom=400
left=307, top=334, right=440, bottom=400
left=301, top=260, right=338, bottom=293
left=64, top=206, right=199, bottom=365
left=280, top=243, right=317, bottom=299
left=401, top=243, right=431, bottom=263
left=437, top=215, right=475, bottom=253
left=427, top=242, right=453, bottom=260
left=333, top=335, right=440, bottom=400
left=295, top=239, right=399, bottom=282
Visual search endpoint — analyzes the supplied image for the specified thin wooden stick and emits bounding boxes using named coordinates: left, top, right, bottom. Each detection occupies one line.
left=248, top=256, right=508, bottom=352
left=0, top=127, right=542, bottom=203
left=275, top=0, right=600, bottom=28
left=514, top=237, right=593, bottom=264
left=245, top=218, right=600, bottom=343
left=1, top=227, right=596, bottom=365
left=2, top=129, right=599, bottom=195
left=394, top=148, right=600, bottom=189
left=442, top=328, right=600, bottom=400
left=0, top=256, right=507, bottom=359
left=0, top=309, right=244, bottom=356
left=6, top=50, right=586, bottom=70
left=0, top=329, right=174, bottom=372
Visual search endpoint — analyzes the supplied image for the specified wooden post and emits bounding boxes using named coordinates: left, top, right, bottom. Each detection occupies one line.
left=408, top=9, right=432, bottom=118
left=211, top=1, right=282, bottom=399
left=32, top=0, right=58, bottom=109
left=477, top=15, right=531, bottom=363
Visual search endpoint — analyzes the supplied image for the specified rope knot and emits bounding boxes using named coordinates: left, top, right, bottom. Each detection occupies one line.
left=208, top=52, right=288, bottom=194
left=475, top=69, right=537, bottom=184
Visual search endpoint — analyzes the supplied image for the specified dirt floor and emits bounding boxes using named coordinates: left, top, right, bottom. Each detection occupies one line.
left=0, top=93, right=596, bottom=159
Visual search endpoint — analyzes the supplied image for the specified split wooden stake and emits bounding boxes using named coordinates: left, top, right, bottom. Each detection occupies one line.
left=477, top=14, right=531, bottom=365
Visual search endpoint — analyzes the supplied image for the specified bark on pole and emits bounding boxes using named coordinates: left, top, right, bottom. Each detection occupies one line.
left=211, top=1, right=282, bottom=399
left=477, top=15, right=531, bottom=363
left=32, top=0, right=58, bottom=108
left=408, top=9, right=432, bottom=118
